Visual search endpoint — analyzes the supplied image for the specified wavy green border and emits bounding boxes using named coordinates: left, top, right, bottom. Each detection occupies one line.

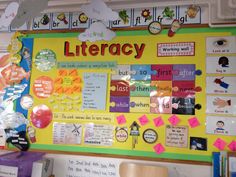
left=24, top=26, right=236, bottom=163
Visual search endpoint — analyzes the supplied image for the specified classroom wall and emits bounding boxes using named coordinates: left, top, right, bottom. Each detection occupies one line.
left=0, top=150, right=211, bottom=177
left=45, top=153, right=211, bottom=177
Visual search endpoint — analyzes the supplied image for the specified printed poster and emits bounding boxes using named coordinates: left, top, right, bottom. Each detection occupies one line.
left=166, top=125, right=188, bottom=148
left=53, top=123, right=82, bottom=145
left=84, top=124, right=114, bottom=146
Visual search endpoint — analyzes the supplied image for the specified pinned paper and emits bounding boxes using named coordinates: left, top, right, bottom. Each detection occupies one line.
left=168, top=115, right=180, bottom=126
left=153, top=116, right=164, bottom=127
left=116, top=115, right=126, bottom=125
left=213, top=138, right=227, bottom=150
left=153, top=143, right=165, bottom=154
left=228, top=140, right=236, bottom=151
left=78, top=21, right=116, bottom=42
left=0, top=129, right=6, bottom=147
left=80, top=0, right=118, bottom=22
left=0, top=2, right=19, bottom=28
left=138, top=115, right=149, bottom=126
left=188, top=117, right=200, bottom=128
left=78, top=0, right=118, bottom=42
left=11, top=0, right=48, bottom=28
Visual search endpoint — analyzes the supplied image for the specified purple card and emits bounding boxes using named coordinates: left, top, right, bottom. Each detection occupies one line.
left=110, top=96, right=130, bottom=112
left=173, top=64, right=195, bottom=81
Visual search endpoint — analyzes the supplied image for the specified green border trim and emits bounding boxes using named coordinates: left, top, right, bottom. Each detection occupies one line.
left=25, top=27, right=236, bottom=38
left=30, top=144, right=211, bottom=162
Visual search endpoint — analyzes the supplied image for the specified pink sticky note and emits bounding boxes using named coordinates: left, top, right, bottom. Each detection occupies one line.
left=228, top=141, right=236, bottom=151
left=188, top=117, right=200, bottom=128
left=168, top=115, right=180, bottom=126
left=116, top=114, right=126, bottom=125
left=153, top=116, right=164, bottom=127
left=153, top=143, right=165, bottom=154
left=213, top=138, right=227, bottom=150
left=138, top=115, right=149, bottom=126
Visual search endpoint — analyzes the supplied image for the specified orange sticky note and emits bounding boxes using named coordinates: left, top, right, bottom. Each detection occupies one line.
left=54, top=77, right=63, bottom=84
left=54, top=86, right=64, bottom=94
left=58, top=69, right=68, bottom=76
left=73, top=77, right=81, bottom=84
left=73, top=86, right=81, bottom=93
left=68, top=69, right=78, bottom=76
left=64, top=87, right=73, bottom=95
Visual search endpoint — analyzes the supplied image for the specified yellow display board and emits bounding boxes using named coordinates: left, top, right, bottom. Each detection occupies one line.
left=20, top=28, right=236, bottom=162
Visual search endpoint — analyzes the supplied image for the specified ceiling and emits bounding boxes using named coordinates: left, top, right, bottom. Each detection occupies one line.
left=0, top=0, right=211, bottom=14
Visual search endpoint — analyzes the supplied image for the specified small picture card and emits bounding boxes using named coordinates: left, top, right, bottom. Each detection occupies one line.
left=51, top=12, right=70, bottom=30
left=190, top=137, right=207, bottom=151
left=32, top=13, right=51, bottom=30
left=206, top=36, right=236, bottom=54
left=155, top=6, right=177, bottom=25
left=206, top=76, right=236, bottom=95
left=206, top=95, right=236, bottom=115
left=179, top=5, right=201, bottom=24
left=206, top=56, right=236, bottom=74
left=71, top=12, right=89, bottom=29
left=132, top=8, right=154, bottom=27
left=206, top=116, right=236, bottom=136
left=111, top=9, right=132, bottom=28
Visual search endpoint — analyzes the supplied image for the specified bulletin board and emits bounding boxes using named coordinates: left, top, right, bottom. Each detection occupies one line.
left=17, top=27, right=236, bottom=163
